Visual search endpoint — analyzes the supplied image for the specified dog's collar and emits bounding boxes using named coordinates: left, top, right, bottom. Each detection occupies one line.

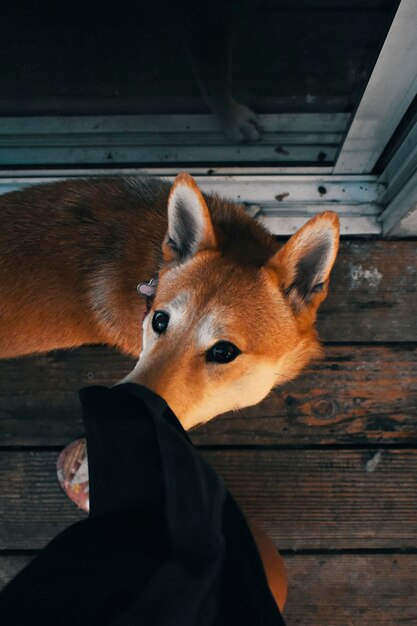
left=137, top=277, right=158, bottom=320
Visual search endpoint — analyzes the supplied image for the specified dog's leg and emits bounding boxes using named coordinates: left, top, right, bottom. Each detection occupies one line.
left=180, top=0, right=263, bottom=143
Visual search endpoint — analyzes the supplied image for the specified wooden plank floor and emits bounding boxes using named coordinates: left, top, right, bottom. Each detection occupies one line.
left=1, top=239, right=417, bottom=624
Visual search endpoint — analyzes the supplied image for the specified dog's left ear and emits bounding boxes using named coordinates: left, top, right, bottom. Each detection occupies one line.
left=163, top=173, right=217, bottom=263
left=268, top=211, right=340, bottom=314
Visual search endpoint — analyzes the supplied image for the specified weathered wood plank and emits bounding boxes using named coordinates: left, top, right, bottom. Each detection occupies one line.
left=0, top=449, right=416, bottom=550
left=318, top=240, right=417, bottom=342
left=284, top=554, right=417, bottom=626
left=1, top=553, right=416, bottom=626
left=1, top=344, right=416, bottom=447
left=0, top=239, right=414, bottom=348
left=210, top=449, right=417, bottom=551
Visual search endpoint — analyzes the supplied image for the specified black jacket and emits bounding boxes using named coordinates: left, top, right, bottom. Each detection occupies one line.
left=0, top=383, right=286, bottom=626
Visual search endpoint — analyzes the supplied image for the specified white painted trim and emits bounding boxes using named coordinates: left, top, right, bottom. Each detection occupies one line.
left=385, top=207, right=417, bottom=236
left=195, top=175, right=384, bottom=204
left=377, top=104, right=417, bottom=235
left=258, top=215, right=381, bottom=236
left=378, top=120, right=417, bottom=205
left=0, top=172, right=383, bottom=236
left=0, top=144, right=339, bottom=166
left=0, top=173, right=383, bottom=204
left=0, top=165, right=335, bottom=176
left=334, top=0, right=417, bottom=174
left=0, top=131, right=343, bottom=146
left=381, top=167, right=417, bottom=235
left=0, top=113, right=348, bottom=135
left=0, top=113, right=347, bottom=166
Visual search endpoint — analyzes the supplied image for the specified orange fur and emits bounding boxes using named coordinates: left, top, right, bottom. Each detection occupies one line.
left=123, top=173, right=339, bottom=429
left=250, top=524, right=288, bottom=612
left=0, top=176, right=273, bottom=358
left=0, top=174, right=339, bottom=424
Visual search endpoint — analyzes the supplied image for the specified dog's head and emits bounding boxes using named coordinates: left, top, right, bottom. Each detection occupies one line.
left=125, top=173, right=339, bottom=429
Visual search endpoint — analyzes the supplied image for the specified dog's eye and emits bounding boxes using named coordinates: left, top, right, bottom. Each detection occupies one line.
left=206, top=341, right=240, bottom=364
left=152, top=311, right=170, bottom=334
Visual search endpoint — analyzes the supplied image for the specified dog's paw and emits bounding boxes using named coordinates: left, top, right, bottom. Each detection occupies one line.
left=216, top=100, right=263, bottom=143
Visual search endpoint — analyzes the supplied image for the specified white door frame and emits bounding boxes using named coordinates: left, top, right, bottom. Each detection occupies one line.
left=333, top=0, right=417, bottom=176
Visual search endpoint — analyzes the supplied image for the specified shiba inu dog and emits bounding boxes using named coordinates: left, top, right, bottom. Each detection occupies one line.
left=0, top=172, right=339, bottom=429
left=1, top=172, right=339, bottom=610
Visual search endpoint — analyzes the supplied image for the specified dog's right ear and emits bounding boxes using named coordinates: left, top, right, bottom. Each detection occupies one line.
left=163, top=173, right=217, bottom=263
left=268, top=211, right=340, bottom=317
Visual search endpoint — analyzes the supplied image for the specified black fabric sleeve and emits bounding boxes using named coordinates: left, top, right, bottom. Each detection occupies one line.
left=0, top=384, right=285, bottom=626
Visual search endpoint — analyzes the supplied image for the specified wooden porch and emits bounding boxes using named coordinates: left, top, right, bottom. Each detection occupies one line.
left=0, top=238, right=416, bottom=624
